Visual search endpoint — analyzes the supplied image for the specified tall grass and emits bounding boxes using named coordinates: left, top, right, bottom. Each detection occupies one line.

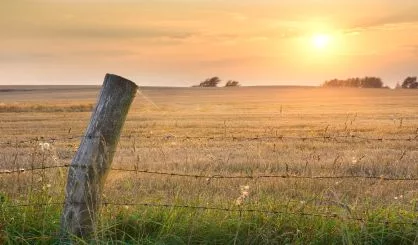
left=1, top=87, right=418, bottom=243
left=0, top=103, right=93, bottom=113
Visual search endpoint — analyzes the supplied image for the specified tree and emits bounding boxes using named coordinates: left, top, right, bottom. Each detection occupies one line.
left=401, top=76, right=418, bottom=89
left=197, top=77, right=221, bottom=87
left=225, top=80, right=240, bottom=87
left=360, top=77, right=383, bottom=88
left=322, top=77, right=384, bottom=88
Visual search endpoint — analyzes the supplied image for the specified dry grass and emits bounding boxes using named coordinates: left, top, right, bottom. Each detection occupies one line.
left=1, top=86, right=417, bottom=243
left=0, top=102, right=93, bottom=112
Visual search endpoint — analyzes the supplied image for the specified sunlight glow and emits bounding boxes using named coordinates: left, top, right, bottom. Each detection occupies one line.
left=312, top=34, right=331, bottom=49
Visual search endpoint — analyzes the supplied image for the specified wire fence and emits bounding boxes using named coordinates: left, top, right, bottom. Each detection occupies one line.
left=4, top=201, right=417, bottom=226
left=1, top=164, right=418, bottom=181
left=0, top=133, right=418, bottom=146
left=1, top=133, right=417, bottom=228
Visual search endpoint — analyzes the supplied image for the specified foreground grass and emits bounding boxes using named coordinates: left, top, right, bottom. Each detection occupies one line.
left=1, top=199, right=417, bottom=244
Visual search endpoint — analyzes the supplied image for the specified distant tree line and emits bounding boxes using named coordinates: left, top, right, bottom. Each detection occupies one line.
left=323, top=76, right=418, bottom=89
left=193, top=75, right=418, bottom=89
left=193, top=77, right=240, bottom=87
left=322, top=77, right=384, bottom=88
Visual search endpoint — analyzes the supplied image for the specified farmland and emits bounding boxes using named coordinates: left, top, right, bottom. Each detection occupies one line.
left=1, top=86, right=417, bottom=244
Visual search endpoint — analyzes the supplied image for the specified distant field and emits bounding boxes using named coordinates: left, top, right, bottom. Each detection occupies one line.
left=1, top=86, right=417, bottom=244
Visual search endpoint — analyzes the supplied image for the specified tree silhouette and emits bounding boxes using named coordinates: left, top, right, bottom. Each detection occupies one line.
left=322, top=77, right=384, bottom=88
left=401, top=76, right=418, bottom=89
left=197, top=77, right=221, bottom=87
left=225, top=80, right=240, bottom=87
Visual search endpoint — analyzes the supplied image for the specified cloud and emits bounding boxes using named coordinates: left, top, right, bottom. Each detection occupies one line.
left=403, top=45, right=418, bottom=57
left=0, top=52, right=55, bottom=63
left=8, top=24, right=197, bottom=41
left=344, top=10, right=418, bottom=33
left=0, top=48, right=142, bottom=64
left=51, top=26, right=196, bottom=40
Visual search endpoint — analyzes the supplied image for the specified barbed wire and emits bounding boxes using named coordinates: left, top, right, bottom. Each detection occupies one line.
left=1, top=133, right=417, bottom=146
left=2, top=134, right=417, bottom=230
left=3, top=201, right=416, bottom=226
left=1, top=164, right=417, bottom=181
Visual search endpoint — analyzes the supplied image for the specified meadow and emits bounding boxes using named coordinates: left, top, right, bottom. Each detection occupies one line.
left=0, top=86, right=417, bottom=244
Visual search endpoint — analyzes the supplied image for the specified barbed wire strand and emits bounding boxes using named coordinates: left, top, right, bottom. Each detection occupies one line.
left=3, top=201, right=416, bottom=226
left=1, top=134, right=417, bottom=146
left=1, top=164, right=417, bottom=181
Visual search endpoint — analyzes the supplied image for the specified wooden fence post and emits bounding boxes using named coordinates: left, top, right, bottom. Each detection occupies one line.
left=60, top=74, right=138, bottom=239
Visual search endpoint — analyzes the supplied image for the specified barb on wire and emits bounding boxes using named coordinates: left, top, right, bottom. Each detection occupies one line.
left=1, top=164, right=417, bottom=181
left=0, top=165, right=70, bottom=174
left=110, top=168, right=418, bottom=181
left=0, top=133, right=417, bottom=146
left=4, top=201, right=416, bottom=226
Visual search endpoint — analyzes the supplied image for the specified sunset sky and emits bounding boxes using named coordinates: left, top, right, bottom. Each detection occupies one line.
left=1, top=0, right=418, bottom=87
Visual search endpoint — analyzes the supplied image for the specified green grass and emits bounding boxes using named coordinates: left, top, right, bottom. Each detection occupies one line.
left=1, top=196, right=417, bottom=244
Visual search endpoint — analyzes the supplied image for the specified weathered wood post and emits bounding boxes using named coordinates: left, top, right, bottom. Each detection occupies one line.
left=60, top=74, right=138, bottom=239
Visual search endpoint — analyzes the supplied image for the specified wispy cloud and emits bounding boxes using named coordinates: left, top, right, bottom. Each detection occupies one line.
left=343, top=10, right=418, bottom=33
left=50, top=26, right=197, bottom=40
left=403, top=45, right=418, bottom=57
left=0, top=52, right=55, bottom=63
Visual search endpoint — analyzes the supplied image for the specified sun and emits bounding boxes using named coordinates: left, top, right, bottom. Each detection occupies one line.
left=311, top=34, right=331, bottom=49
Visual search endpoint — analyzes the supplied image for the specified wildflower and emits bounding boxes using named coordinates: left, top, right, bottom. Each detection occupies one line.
left=39, top=142, right=52, bottom=151
left=42, top=183, right=51, bottom=191
left=394, top=195, right=404, bottom=200
left=235, top=185, right=250, bottom=206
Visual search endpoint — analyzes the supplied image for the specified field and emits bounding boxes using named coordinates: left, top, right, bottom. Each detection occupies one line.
left=1, top=86, right=418, bottom=244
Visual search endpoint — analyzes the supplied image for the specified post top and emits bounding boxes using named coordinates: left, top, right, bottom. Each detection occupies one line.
left=104, top=73, right=138, bottom=89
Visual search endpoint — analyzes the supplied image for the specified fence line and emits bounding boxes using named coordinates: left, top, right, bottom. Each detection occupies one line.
left=4, top=201, right=417, bottom=226
left=1, top=164, right=417, bottom=181
left=2, top=133, right=418, bottom=237
left=0, top=134, right=417, bottom=146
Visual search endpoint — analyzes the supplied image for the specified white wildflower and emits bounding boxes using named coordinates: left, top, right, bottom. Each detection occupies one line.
left=42, top=183, right=51, bottom=191
left=235, top=185, right=250, bottom=206
left=39, top=142, right=52, bottom=151
left=394, top=195, right=403, bottom=200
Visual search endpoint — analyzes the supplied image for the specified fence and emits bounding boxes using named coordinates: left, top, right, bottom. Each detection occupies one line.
left=1, top=76, right=418, bottom=240
left=2, top=134, right=418, bottom=208
left=2, top=160, right=418, bottom=181
left=1, top=132, right=418, bottom=243
left=1, top=133, right=418, bottom=146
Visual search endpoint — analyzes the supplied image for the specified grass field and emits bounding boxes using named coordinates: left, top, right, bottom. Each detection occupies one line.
left=1, top=86, right=417, bottom=244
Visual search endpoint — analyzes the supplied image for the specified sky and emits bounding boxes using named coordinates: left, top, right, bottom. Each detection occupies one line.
left=1, top=0, right=418, bottom=87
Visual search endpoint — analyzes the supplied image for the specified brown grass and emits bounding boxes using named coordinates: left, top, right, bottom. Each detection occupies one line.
left=0, top=103, right=93, bottom=112
left=1, top=86, right=417, bottom=218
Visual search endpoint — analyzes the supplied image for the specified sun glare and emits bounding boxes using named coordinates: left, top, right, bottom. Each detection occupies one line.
left=312, top=34, right=331, bottom=49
